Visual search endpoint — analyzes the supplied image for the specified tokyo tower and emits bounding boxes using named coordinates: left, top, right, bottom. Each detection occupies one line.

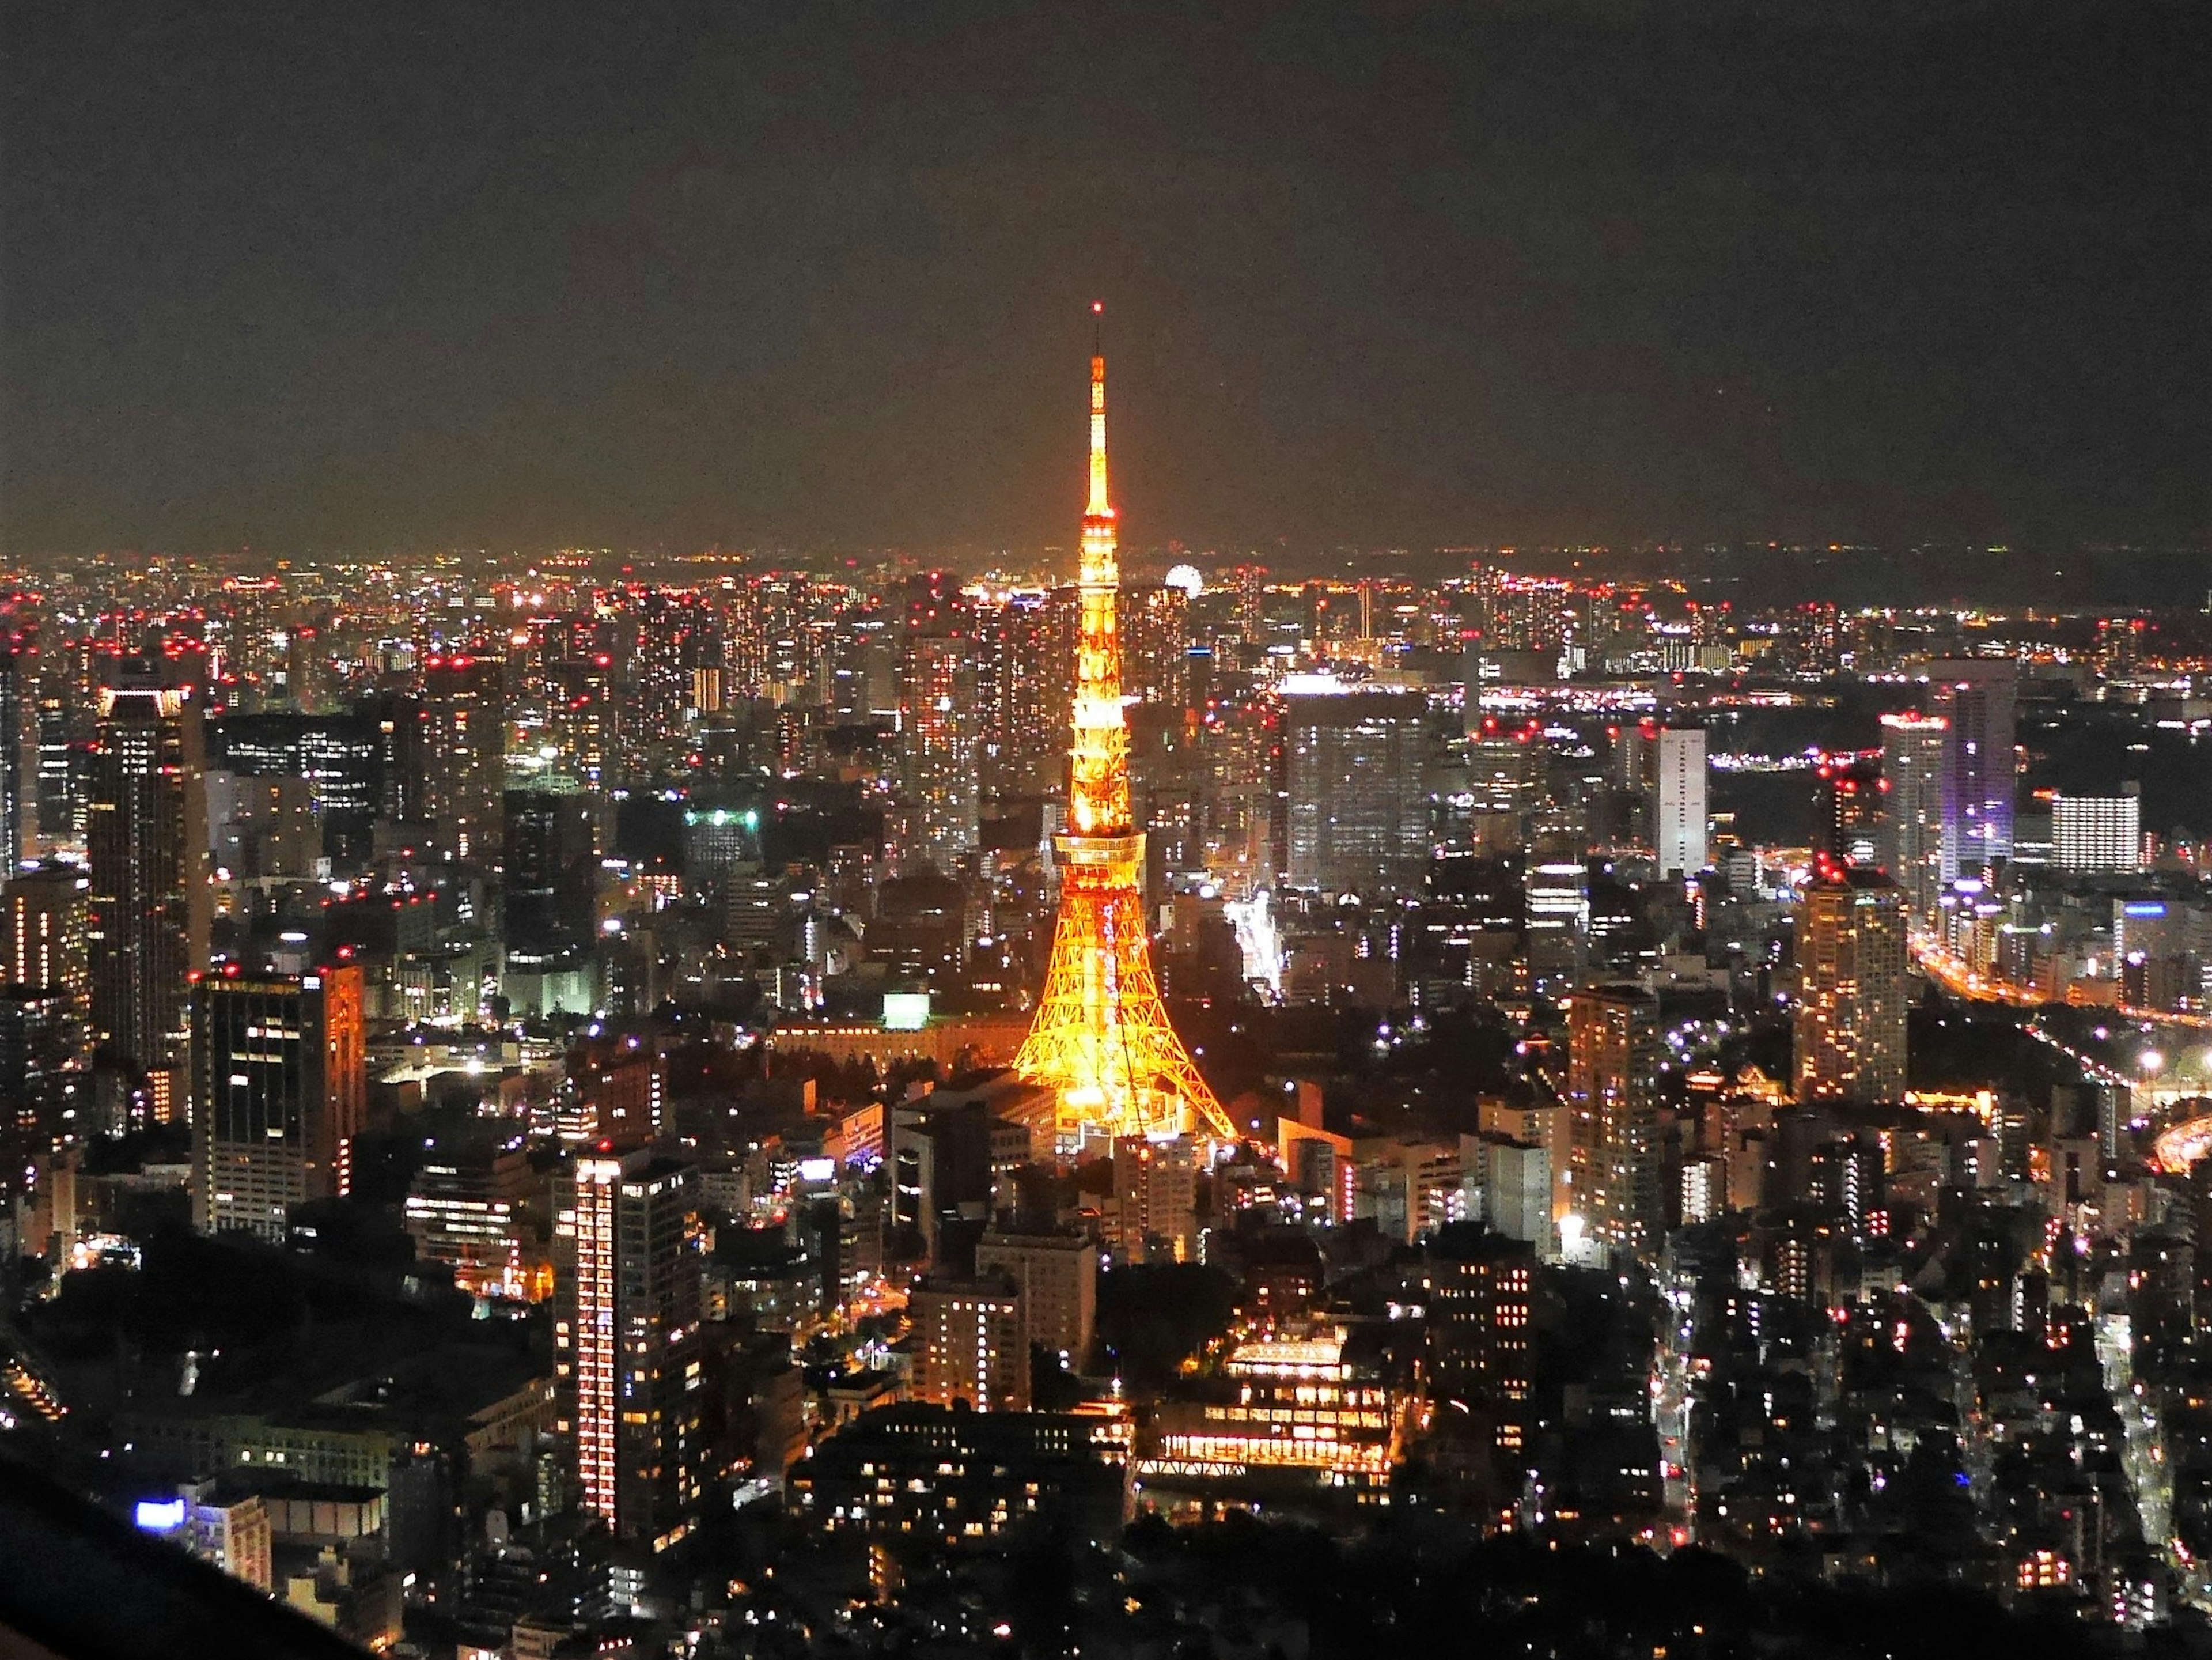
left=1014, top=307, right=1235, bottom=1144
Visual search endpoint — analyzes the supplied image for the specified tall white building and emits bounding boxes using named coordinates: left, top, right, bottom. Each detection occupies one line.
left=2053, top=788, right=2141, bottom=874
left=1653, top=725, right=1708, bottom=879
left=1880, top=712, right=1948, bottom=920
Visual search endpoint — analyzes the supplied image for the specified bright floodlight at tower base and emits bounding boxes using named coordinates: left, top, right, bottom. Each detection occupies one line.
left=1013, top=308, right=1234, bottom=1149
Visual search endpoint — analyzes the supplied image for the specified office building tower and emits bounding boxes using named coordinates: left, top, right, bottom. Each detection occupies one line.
left=1813, top=757, right=1884, bottom=867
left=897, top=578, right=979, bottom=872
left=1652, top=725, right=1707, bottom=879
left=420, top=653, right=506, bottom=863
left=0, top=642, right=29, bottom=865
left=88, top=675, right=211, bottom=1082
left=1879, top=712, right=1947, bottom=920
left=1279, top=687, right=1433, bottom=895
left=560, top=1151, right=703, bottom=1548
left=1522, top=829, right=1590, bottom=990
left=2052, top=787, right=2142, bottom=875
left=1414, top=1231, right=1535, bottom=1429
left=502, top=784, right=599, bottom=975
left=404, top=1135, right=540, bottom=1301
left=1794, top=865, right=1908, bottom=1103
left=1930, top=661, right=2017, bottom=882
left=975, top=1228, right=1097, bottom=1367
left=1566, top=984, right=1663, bottom=1253
left=190, top=965, right=368, bottom=1242
left=4, top=861, right=89, bottom=997
left=908, top=1275, right=1028, bottom=1412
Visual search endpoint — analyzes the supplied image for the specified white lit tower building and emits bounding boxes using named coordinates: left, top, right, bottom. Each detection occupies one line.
left=559, top=1151, right=704, bottom=1549
left=1879, top=712, right=1948, bottom=921
left=1652, top=724, right=1708, bottom=879
left=2052, top=785, right=2142, bottom=874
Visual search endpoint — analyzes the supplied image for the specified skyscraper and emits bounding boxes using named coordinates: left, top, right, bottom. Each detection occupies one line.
left=1794, top=865, right=1908, bottom=1103
left=87, top=673, right=211, bottom=1087
left=189, top=964, right=367, bottom=1242
left=1653, top=725, right=1708, bottom=879
left=1879, top=712, right=1947, bottom=920
left=1014, top=312, right=1232, bottom=1145
left=897, top=580, right=980, bottom=872
left=0, top=641, right=31, bottom=866
left=560, top=1151, right=703, bottom=1548
left=1565, top=984, right=1663, bottom=1254
left=1930, top=661, right=2017, bottom=883
left=1278, top=687, right=1433, bottom=896
left=420, top=652, right=506, bottom=863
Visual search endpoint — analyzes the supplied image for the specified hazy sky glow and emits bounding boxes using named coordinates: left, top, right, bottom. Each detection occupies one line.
left=4, top=0, right=2207, bottom=555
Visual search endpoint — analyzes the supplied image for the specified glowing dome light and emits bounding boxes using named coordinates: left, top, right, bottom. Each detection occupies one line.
left=1164, top=563, right=1204, bottom=599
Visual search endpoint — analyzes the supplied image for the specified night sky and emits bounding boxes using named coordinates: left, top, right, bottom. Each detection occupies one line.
left=4, top=0, right=2207, bottom=557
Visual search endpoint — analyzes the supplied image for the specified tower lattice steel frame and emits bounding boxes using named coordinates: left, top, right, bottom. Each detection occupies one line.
left=1014, top=311, right=1234, bottom=1143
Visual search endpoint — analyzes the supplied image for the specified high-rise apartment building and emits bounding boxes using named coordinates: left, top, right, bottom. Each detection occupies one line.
left=87, top=674, right=210, bottom=1085
left=1794, top=865, right=1907, bottom=1103
left=190, top=965, right=367, bottom=1242
left=975, top=1228, right=1097, bottom=1367
left=1565, top=984, right=1663, bottom=1254
left=1278, top=688, right=1432, bottom=895
left=1879, top=712, right=1947, bottom=920
left=2052, top=787, right=2142, bottom=875
left=1930, top=661, right=2017, bottom=883
left=1113, top=1135, right=1200, bottom=1264
left=897, top=577, right=979, bottom=872
left=1653, top=725, right=1708, bottom=879
left=560, top=1152, right=703, bottom=1548
left=908, top=1275, right=1029, bottom=1413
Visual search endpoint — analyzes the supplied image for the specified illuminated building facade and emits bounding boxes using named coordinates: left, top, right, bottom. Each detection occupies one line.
left=403, top=1135, right=544, bottom=1300
left=1931, top=660, right=2017, bottom=883
left=1566, top=984, right=1663, bottom=1254
left=1014, top=316, right=1233, bottom=1144
left=1134, top=1327, right=1401, bottom=1518
left=897, top=578, right=979, bottom=871
left=1879, top=712, right=1947, bottom=920
left=2052, top=788, right=2142, bottom=874
left=189, top=965, right=368, bottom=1242
left=1794, top=864, right=1908, bottom=1103
left=87, top=675, right=211, bottom=1087
left=559, top=1151, right=703, bottom=1548
left=908, top=1275, right=1028, bottom=1413
left=1653, top=724, right=1708, bottom=879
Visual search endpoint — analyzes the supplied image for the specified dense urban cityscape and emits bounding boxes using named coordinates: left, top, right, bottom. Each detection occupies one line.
left=6, top=1, right=2209, bottom=1655
left=0, top=324, right=2208, bottom=1658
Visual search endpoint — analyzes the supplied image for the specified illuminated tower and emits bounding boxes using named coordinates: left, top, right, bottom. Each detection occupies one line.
left=1016, top=310, right=1232, bottom=1144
